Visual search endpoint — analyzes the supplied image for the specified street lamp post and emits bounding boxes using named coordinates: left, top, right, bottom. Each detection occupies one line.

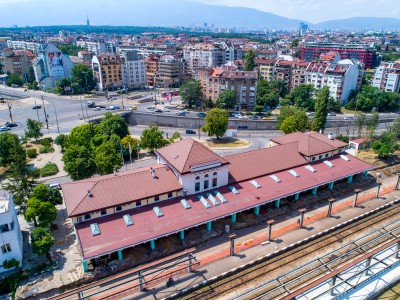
left=41, top=96, right=49, bottom=133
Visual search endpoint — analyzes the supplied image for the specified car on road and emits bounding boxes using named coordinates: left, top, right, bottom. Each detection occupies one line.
left=47, top=183, right=61, bottom=190
left=154, top=109, right=163, bottom=113
left=197, top=112, right=206, bottom=118
left=328, top=112, right=337, bottom=116
left=106, top=106, right=115, bottom=110
left=5, top=122, right=17, bottom=127
left=162, top=108, right=170, bottom=112
left=108, top=97, right=117, bottom=101
left=32, top=105, right=42, bottom=109
left=87, top=101, right=95, bottom=108
left=262, top=116, right=275, bottom=120
left=0, top=126, right=11, bottom=132
left=146, top=106, right=155, bottom=113
left=249, top=115, right=258, bottom=120
left=176, top=112, right=186, bottom=116
left=93, top=107, right=101, bottom=111
left=113, top=105, right=121, bottom=110
left=343, top=116, right=354, bottom=120
left=185, top=129, right=196, bottom=134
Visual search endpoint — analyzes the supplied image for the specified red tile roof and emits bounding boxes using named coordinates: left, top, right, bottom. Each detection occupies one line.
left=62, top=165, right=182, bottom=217
left=76, top=154, right=373, bottom=259
left=225, top=142, right=307, bottom=183
left=270, top=132, right=347, bottom=157
left=156, top=139, right=228, bottom=174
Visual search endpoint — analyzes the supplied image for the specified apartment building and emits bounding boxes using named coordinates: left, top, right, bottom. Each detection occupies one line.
left=0, top=194, right=23, bottom=273
left=6, top=40, right=41, bottom=54
left=154, top=55, right=190, bottom=88
left=145, top=55, right=160, bottom=88
left=301, top=42, right=378, bottom=69
left=0, top=48, right=35, bottom=77
left=92, top=53, right=122, bottom=91
left=120, top=50, right=146, bottom=90
left=195, top=67, right=257, bottom=110
left=255, top=58, right=276, bottom=82
left=76, top=40, right=107, bottom=55
left=372, top=62, right=400, bottom=93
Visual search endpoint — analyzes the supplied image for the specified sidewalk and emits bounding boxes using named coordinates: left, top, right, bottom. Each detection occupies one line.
left=114, top=175, right=400, bottom=300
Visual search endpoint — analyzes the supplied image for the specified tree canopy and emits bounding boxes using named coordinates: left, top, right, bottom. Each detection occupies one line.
left=256, top=79, right=285, bottom=108
left=179, top=80, right=203, bottom=108
left=31, top=227, right=54, bottom=256
left=372, top=132, right=398, bottom=158
left=278, top=106, right=310, bottom=134
left=24, top=197, right=57, bottom=227
left=6, top=73, right=24, bottom=87
left=94, top=141, right=123, bottom=175
left=63, top=144, right=96, bottom=180
left=140, top=126, right=169, bottom=152
left=71, top=64, right=96, bottom=93
left=0, top=132, right=21, bottom=167
left=311, top=86, right=329, bottom=132
left=97, top=112, right=129, bottom=139
left=202, top=108, right=228, bottom=139
left=216, top=89, right=236, bottom=110
left=285, top=84, right=314, bottom=111
left=244, top=49, right=255, bottom=71
left=25, top=119, right=43, bottom=141
left=54, top=134, right=68, bottom=152
left=32, top=184, right=62, bottom=206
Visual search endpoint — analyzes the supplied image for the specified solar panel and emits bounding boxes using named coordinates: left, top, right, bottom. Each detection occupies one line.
left=269, top=175, right=281, bottom=183
left=153, top=206, right=164, bottom=217
left=250, top=180, right=261, bottom=188
left=229, top=186, right=239, bottom=194
left=180, top=199, right=191, bottom=209
left=340, top=154, right=350, bottom=161
left=324, top=160, right=334, bottom=168
left=123, top=214, right=133, bottom=226
left=288, top=170, right=299, bottom=177
left=90, top=223, right=100, bottom=236
left=213, top=190, right=228, bottom=203
left=305, top=165, right=316, bottom=173
left=206, top=193, right=219, bottom=206
left=198, top=195, right=211, bottom=208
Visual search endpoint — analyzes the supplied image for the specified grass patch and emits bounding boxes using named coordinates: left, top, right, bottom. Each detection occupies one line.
left=39, top=145, right=55, bottom=154
left=40, top=162, right=59, bottom=177
left=204, top=138, right=251, bottom=149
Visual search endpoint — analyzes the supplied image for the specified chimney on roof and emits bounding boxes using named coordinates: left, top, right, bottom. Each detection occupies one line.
left=328, top=133, right=333, bottom=140
left=87, top=190, right=93, bottom=198
left=113, top=168, right=116, bottom=176
left=150, top=167, right=156, bottom=178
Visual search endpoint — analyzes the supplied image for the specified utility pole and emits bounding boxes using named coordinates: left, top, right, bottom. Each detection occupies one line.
left=6, top=98, right=13, bottom=122
left=34, top=99, right=40, bottom=122
left=41, top=96, right=49, bottom=133
left=79, top=95, right=85, bottom=119
left=54, top=105, right=60, bottom=134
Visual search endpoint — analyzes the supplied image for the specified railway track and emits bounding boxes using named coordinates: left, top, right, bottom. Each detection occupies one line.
left=176, top=201, right=400, bottom=300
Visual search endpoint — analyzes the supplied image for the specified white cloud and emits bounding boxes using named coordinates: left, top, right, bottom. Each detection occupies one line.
left=190, top=0, right=400, bottom=23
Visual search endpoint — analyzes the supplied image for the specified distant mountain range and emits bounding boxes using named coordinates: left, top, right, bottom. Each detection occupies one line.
left=0, top=0, right=399, bottom=31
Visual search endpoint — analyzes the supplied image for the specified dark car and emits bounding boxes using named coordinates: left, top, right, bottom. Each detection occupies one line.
left=32, top=105, right=42, bottom=109
left=250, top=115, right=258, bottom=120
left=186, top=129, right=196, bottom=134
left=176, top=112, right=186, bottom=116
left=5, top=122, right=17, bottom=127
left=197, top=112, right=207, bottom=118
left=154, top=109, right=163, bottom=113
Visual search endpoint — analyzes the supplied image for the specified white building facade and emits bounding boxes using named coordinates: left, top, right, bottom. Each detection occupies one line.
left=372, top=62, right=400, bottom=93
left=120, top=50, right=146, bottom=90
left=0, top=194, right=23, bottom=273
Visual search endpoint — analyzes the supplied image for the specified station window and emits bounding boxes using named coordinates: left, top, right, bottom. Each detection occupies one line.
left=204, top=180, right=209, bottom=190
left=101, top=210, right=107, bottom=216
left=1, top=244, right=11, bottom=254
left=168, top=192, right=173, bottom=198
left=195, top=176, right=200, bottom=181
left=312, top=157, right=316, bottom=161
left=319, top=155, right=322, bottom=159
left=195, top=182, right=200, bottom=192
left=136, top=201, right=142, bottom=207
left=204, top=174, right=209, bottom=178
left=116, top=206, right=122, bottom=212
left=212, top=178, right=218, bottom=187
left=325, top=153, right=329, bottom=158
left=213, top=172, right=217, bottom=176
left=155, top=195, right=160, bottom=202
left=84, top=214, right=91, bottom=220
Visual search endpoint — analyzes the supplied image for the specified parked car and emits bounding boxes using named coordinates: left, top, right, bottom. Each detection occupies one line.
left=328, top=112, right=336, bottom=116
left=343, top=116, right=354, bottom=120
left=106, top=106, right=115, bottom=110
left=0, top=126, right=11, bottom=132
left=154, top=109, right=163, bottom=113
left=5, top=122, right=17, bottom=127
left=87, top=101, right=95, bottom=108
left=162, top=108, right=170, bottom=112
left=250, top=115, right=258, bottom=120
left=113, top=105, right=121, bottom=109
left=197, top=112, right=207, bottom=118
left=146, top=106, right=155, bottom=113
left=262, top=116, right=275, bottom=120
left=93, top=107, right=101, bottom=111
left=47, top=183, right=61, bottom=190
left=32, top=105, right=42, bottom=109
left=185, top=129, right=196, bottom=134
left=176, top=112, right=186, bottom=116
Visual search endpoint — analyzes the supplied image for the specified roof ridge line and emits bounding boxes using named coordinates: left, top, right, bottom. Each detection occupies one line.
left=69, top=181, right=97, bottom=217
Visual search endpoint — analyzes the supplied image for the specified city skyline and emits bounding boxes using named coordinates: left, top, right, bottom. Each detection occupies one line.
left=0, top=0, right=399, bottom=27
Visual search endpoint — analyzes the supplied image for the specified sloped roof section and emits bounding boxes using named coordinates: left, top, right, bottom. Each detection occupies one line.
left=156, top=139, right=228, bottom=174
left=62, top=164, right=182, bottom=217
left=270, top=132, right=343, bottom=157
left=225, top=142, right=307, bottom=183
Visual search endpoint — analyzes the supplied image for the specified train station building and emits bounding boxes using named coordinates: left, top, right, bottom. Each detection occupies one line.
left=62, top=132, right=373, bottom=271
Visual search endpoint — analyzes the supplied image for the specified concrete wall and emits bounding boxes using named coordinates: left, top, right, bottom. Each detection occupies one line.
left=127, top=112, right=396, bottom=131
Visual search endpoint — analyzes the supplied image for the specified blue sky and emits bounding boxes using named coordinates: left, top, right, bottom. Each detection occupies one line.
left=0, top=0, right=399, bottom=26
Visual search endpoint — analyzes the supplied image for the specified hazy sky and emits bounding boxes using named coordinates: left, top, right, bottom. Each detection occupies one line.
left=193, top=0, right=400, bottom=23
left=0, top=0, right=399, bottom=26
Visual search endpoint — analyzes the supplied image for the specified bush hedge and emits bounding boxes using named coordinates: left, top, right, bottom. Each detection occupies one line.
left=39, top=145, right=55, bottom=154
left=40, top=137, right=53, bottom=146
left=40, top=163, right=59, bottom=177
left=26, top=148, right=37, bottom=158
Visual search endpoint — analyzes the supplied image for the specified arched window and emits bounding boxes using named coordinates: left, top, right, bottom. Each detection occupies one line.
left=213, top=172, right=217, bottom=176
left=204, top=174, right=209, bottom=178
left=195, top=176, right=200, bottom=180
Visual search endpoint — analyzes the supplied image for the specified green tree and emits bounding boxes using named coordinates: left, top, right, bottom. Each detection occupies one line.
left=54, top=77, right=73, bottom=95
left=94, top=141, right=123, bottom=175
left=97, top=112, right=129, bottom=139
left=68, top=124, right=96, bottom=148
left=253, top=105, right=263, bottom=114
left=25, top=119, right=43, bottom=142
left=5, top=73, right=24, bottom=87
left=179, top=80, right=203, bottom=108
left=286, top=84, right=314, bottom=111
left=71, top=64, right=96, bottom=93
left=140, top=126, right=169, bottom=152
left=311, top=86, right=329, bottom=132
left=0, top=132, right=21, bottom=167
left=31, top=227, right=54, bottom=256
left=169, top=132, right=182, bottom=143
left=202, top=108, right=228, bottom=139
left=372, top=132, right=398, bottom=158
left=63, top=144, right=96, bottom=180
left=327, top=96, right=341, bottom=112
left=355, top=113, right=367, bottom=137
left=54, top=134, right=68, bottom=152
left=244, top=49, right=255, bottom=71
left=24, top=197, right=57, bottom=227
left=366, top=112, right=379, bottom=138
left=121, top=135, right=140, bottom=159
left=58, top=44, right=85, bottom=56
left=26, top=66, right=35, bottom=84
left=3, top=258, right=20, bottom=271
left=270, top=79, right=288, bottom=98
left=206, top=97, right=213, bottom=108
left=256, top=79, right=281, bottom=108
left=291, top=38, right=299, bottom=48
left=32, top=184, right=62, bottom=206
left=279, top=109, right=310, bottom=134
left=216, top=89, right=236, bottom=110
left=0, top=61, right=3, bottom=74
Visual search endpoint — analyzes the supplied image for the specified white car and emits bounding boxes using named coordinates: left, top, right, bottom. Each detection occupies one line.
left=162, top=108, right=170, bottom=112
left=126, top=107, right=133, bottom=111
left=93, top=107, right=101, bottom=111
